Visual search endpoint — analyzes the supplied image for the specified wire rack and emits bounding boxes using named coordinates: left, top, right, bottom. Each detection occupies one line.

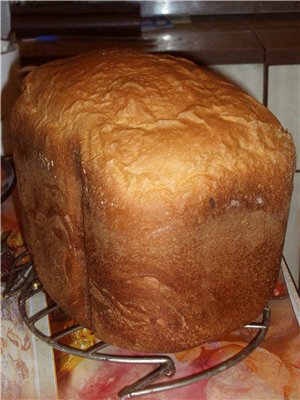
left=2, top=249, right=270, bottom=399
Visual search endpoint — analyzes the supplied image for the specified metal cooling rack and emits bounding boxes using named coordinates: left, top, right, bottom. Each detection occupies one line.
left=2, top=254, right=270, bottom=399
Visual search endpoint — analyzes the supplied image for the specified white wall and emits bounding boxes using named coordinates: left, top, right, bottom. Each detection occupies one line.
left=211, top=64, right=264, bottom=103
left=210, top=64, right=300, bottom=288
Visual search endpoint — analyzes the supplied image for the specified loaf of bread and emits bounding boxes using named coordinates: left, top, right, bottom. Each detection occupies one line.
left=11, top=49, right=295, bottom=353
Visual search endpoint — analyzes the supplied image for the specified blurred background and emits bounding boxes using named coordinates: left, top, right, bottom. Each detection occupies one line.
left=1, top=0, right=299, bottom=289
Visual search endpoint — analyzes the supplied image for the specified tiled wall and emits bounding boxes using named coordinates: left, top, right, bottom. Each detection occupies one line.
left=211, top=64, right=300, bottom=288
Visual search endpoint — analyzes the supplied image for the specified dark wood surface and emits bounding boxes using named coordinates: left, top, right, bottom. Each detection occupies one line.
left=140, top=1, right=300, bottom=16
left=18, top=13, right=300, bottom=66
left=246, top=14, right=300, bottom=64
left=144, top=15, right=265, bottom=64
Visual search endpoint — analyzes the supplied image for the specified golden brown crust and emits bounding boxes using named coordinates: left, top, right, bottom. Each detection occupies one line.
left=11, top=48, right=296, bottom=352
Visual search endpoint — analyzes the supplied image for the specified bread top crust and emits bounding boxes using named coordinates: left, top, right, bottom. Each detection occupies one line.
left=12, top=48, right=295, bottom=208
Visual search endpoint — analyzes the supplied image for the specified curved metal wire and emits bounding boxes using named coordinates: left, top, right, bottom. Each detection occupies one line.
left=17, top=267, right=270, bottom=399
left=18, top=268, right=175, bottom=385
left=2, top=252, right=33, bottom=298
left=119, top=307, right=270, bottom=398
